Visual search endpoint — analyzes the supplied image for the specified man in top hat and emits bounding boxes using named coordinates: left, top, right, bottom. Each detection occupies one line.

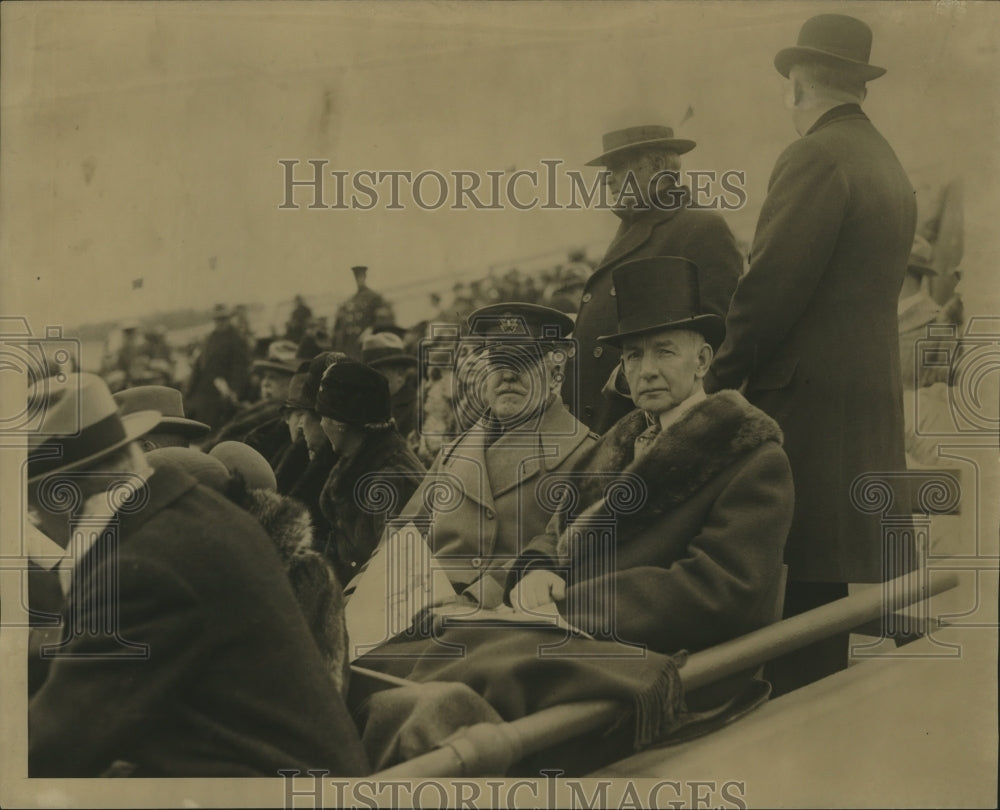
left=507, top=257, right=794, bottom=662
left=25, top=373, right=368, bottom=777
left=705, top=14, right=917, bottom=695
left=361, top=330, right=420, bottom=441
left=390, top=303, right=598, bottom=608
left=564, top=124, right=742, bottom=433
left=184, top=303, right=253, bottom=431
left=113, top=385, right=210, bottom=449
left=332, top=265, right=393, bottom=360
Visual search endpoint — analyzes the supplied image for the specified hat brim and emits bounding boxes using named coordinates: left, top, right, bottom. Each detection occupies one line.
left=597, top=315, right=725, bottom=351
left=367, top=354, right=418, bottom=370
left=252, top=360, right=298, bottom=376
left=153, top=416, right=212, bottom=438
left=28, top=409, right=162, bottom=483
left=774, top=47, right=886, bottom=80
left=586, top=138, right=697, bottom=167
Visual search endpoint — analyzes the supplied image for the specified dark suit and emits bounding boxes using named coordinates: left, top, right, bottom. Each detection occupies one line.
left=707, top=104, right=916, bottom=585
left=29, top=465, right=369, bottom=777
left=564, top=191, right=742, bottom=432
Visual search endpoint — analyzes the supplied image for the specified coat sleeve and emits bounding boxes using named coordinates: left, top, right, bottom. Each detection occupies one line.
left=29, top=556, right=204, bottom=777
left=563, top=444, right=793, bottom=655
left=706, top=138, right=849, bottom=392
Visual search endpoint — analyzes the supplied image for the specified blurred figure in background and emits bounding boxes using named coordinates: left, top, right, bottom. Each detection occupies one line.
left=332, top=265, right=393, bottom=360
left=185, top=304, right=252, bottom=430
left=285, top=294, right=313, bottom=344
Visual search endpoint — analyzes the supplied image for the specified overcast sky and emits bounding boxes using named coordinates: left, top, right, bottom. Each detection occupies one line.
left=2, top=1, right=998, bottom=332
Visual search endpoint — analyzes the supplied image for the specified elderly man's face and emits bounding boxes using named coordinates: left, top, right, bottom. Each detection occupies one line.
left=260, top=371, right=292, bottom=402
left=621, top=330, right=711, bottom=416
left=604, top=152, right=656, bottom=211
left=480, top=344, right=553, bottom=425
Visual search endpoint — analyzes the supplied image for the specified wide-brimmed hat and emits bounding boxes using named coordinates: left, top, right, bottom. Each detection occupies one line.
left=774, top=14, right=886, bottom=80
left=113, top=385, right=210, bottom=439
left=316, top=360, right=392, bottom=428
left=906, top=234, right=938, bottom=277
left=585, top=125, right=696, bottom=167
left=28, top=373, right=162, bottom=483
left=252, top=338, right=300, bottom=376
left=361, top=331, right=417, bottom=371
left=597, top=256, right=725, bottom=349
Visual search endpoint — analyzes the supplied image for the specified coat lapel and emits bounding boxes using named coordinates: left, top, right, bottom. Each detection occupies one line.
left=487, top=401, right=591, bottom=498
left=445, top=427, right=494, bottom=510
left=595, top=203, right=686, bottom=272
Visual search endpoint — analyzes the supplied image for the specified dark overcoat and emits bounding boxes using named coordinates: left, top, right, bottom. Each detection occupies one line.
left=318, top=428, right=425, bottom=585
left=511, top=391, right=794, bottom=656
left=185, top=324, right=252, bottom=430
left=706, top=104, right=917, bottom=583
left=397, top=397, right=597, bottom=606
left=564, top=191, right=742, bottom=432
left=29, top=465, right=368, bottom=777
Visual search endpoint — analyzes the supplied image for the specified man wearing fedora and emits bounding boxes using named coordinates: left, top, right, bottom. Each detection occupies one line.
left=565, top=125, right=742, bottom=433
left=507, top=257, right=793, bottom=659
left=26, top=373, right=368, bottom=777
left=391, top=303, right=598, bottom=609
left=184, top=303, right=253, bottom=431
left=361, top=330, right=420, bottom=442
left=113, top=384, right=211, bottom=449
left=705, top=14, right=917, bottom=694
left=209, top=339, right=302, bottom=462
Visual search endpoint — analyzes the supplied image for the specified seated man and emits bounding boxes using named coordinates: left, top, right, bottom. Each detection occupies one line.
left=508, top=256, right=795, bottom=655
left=393, top=303, right=597, bottom=608
left=26, top=374, right=367, bottom=777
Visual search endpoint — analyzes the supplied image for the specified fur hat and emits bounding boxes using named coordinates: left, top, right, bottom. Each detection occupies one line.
left=315, top=360, right=392, bottom=428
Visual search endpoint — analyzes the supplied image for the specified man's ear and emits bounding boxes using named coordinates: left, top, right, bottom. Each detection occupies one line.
left=695, top=343, right=714, bottom=377
left=792, top=76, right=805, bottom=108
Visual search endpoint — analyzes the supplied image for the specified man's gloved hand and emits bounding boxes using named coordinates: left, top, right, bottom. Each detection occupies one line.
left=509, top=570, right=566, bottom=610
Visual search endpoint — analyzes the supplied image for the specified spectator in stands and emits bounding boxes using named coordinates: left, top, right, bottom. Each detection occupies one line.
left=113, top=385, right=210, bottom=449
left=362, top=331, right=420, bottom=441
left=185, top=304, right=252, bottom=430
left=332, top=265, right=393, bottom=360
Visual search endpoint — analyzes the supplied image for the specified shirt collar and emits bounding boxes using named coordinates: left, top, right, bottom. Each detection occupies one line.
left=654, top=386, right=707, bottom=433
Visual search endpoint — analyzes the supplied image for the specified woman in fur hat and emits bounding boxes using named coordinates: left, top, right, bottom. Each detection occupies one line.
left=315, top=360, right=426, bottom=586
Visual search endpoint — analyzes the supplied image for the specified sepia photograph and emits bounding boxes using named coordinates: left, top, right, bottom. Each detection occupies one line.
left=1, top=1, right=997, bottom=807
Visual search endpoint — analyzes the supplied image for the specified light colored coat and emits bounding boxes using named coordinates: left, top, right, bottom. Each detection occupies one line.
left=397, top=397, right=596, bottom=607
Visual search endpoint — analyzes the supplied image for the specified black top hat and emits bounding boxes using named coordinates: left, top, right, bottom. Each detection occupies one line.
left=586, top=125, right=696, bottom=167
left=774, top=14, right=886, bottom=80
left=467, top=303, right=575, bottom=343
left=597, top=256, right=725, bottom=349
left=315, top=360, right=392, bottom=427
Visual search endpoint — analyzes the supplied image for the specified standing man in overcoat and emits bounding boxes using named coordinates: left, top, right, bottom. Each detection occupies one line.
left=565, top=125, right=743, bottom=432
left=705, top=14, right=917, bottom=694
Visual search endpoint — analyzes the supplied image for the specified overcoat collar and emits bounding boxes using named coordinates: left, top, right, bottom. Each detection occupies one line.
left=556, top=391, right=782, bottom=555
left=806, top=103, right=866, bottom=136
left=594, top=188, right=691, bottom=275
left=443, top=399, right=591, bottom=508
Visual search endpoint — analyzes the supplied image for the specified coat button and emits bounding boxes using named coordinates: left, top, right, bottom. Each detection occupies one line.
left=584, top=405, right=593, bottom=417
left=610, top=286, right=616, bottom=297
left=485, top=508, right=495, bottom=519
left=593, top=346, right=603, bottom=358
left=471, top=558, right=482, bottom=569
left=581, top=292, right=592, bottom=303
